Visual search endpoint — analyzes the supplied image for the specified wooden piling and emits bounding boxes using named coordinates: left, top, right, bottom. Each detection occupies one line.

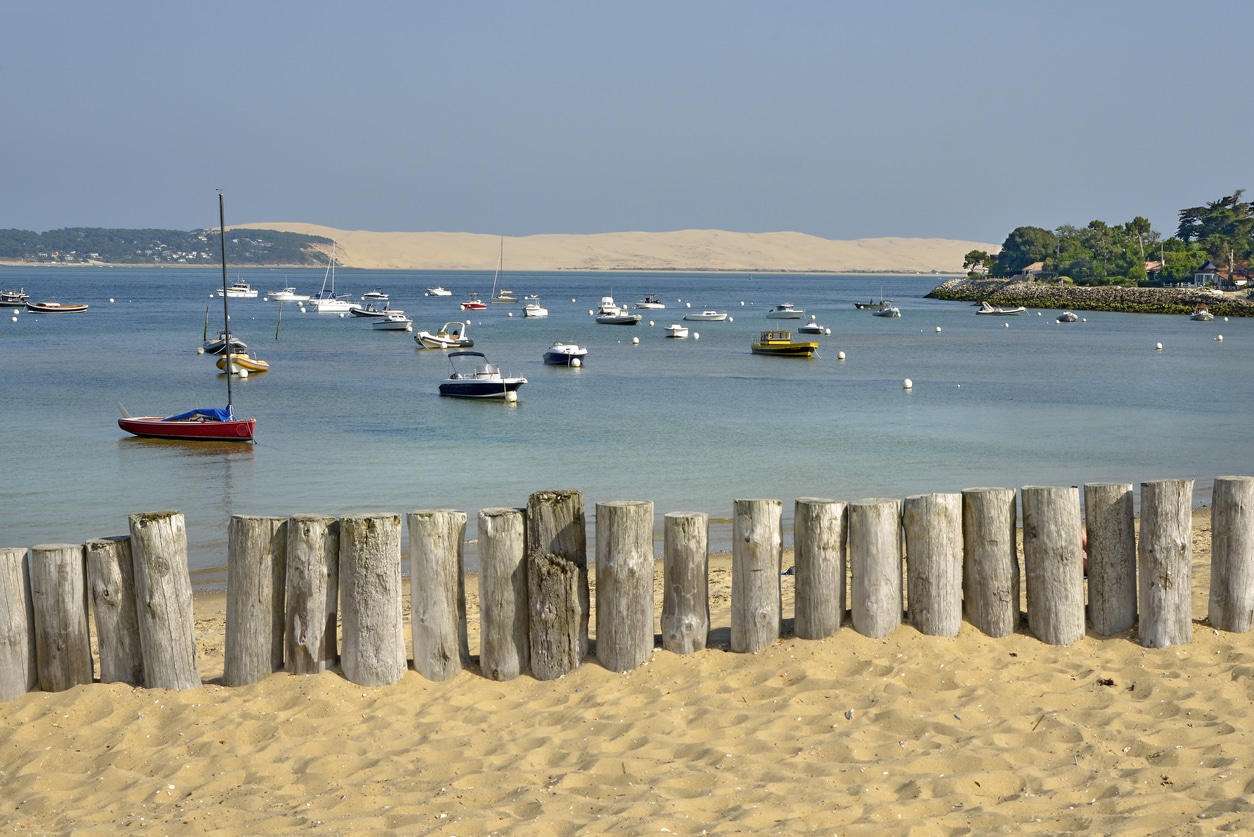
left=849, top=499, right=902, bottom=639
left=224, top=515, right=287, bottom=687
left=0, top=547, right=36, bottom=701
left=1138, top=479, right=1194, bottom=648
left=1084, top=483, right=1137, bottom=635
left=84, top=536, right=143, bottom=685
left=1021, top=487, right=1085, bottom=646
left=128, top=511, right=201, bottom=690
left=407, top=509, right=469, bottom=682
left=902, top=493, right=963, bottom=637
left=793, top=498, right=846, bottom=640
left=339, top=514, right=406, bottom=687
left=525, top=490, right=588, bottom=676
left=1210, top=476, right=1254, bottom=633
left=732, top=498, right=782, bottom=652
left=595, top=500, right=654, bottom=672
left=284, top=514, right=339, bottom=675
left=961, top=488, right=1020, bottom=638
left=662, top=512, right=710, bottom=654
left=30, top=544, right=93, bottom=692
left=479, top=507, right=529, bottom=681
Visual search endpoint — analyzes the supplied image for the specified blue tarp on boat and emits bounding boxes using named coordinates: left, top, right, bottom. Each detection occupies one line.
left=162, top=407, right=232, bottom=422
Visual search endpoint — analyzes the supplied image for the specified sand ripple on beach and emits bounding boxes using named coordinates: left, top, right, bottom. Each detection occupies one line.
left=2, top=534, right=1254, bottom=834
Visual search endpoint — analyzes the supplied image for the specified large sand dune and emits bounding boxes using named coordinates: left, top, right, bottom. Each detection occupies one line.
left=232, top=223, right=996, bottom=273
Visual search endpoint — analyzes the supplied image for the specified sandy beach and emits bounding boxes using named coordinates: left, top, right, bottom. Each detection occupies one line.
left=2, top=509, right=1251, bottom=834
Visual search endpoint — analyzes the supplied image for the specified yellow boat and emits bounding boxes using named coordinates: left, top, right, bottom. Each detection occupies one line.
left=216, top=352, right=270, bottom=373
left=750, top=330, right=818, bottom=358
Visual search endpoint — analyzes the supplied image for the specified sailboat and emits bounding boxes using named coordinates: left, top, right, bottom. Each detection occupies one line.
left=118, top=194, right=257, bottom=442
left=308, top=241, right=352, bottom=312
left=490, top=237, right=517, bottom=303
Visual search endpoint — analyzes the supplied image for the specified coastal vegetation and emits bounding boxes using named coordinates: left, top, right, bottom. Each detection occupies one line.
left=962, top=189, right=1254, bottom=287
left=0, top=227, right=331, bottom=266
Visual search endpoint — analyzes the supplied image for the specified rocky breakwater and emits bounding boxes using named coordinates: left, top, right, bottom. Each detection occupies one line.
left=928, top=277, right=1254, bottom=317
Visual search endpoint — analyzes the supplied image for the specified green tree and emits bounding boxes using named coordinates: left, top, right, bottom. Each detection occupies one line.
left=962, top=249, right=992, bottom=275
left=992, top=226, right=1057, bottom=276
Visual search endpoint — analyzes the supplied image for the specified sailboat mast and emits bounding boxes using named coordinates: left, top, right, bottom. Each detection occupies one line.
left=218, top=193, right=234, bottom=412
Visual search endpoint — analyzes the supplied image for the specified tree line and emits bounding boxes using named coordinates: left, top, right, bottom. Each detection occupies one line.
left=0, top=227, right=332, bottom=266
left=963, top=190, right=1254, bottom=286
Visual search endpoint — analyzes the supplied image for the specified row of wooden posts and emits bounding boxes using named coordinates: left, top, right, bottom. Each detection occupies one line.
left=3, top=478, right=1253, bottom=700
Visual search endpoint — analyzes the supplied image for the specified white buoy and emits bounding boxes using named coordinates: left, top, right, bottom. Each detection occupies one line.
left=686, top=302, right=691, bottom=308
left=903, top=378, right=913, bottom=390
left=1217, top=335, right=1224, bottom=342
left=1224, top=317, right=1229, bottom=322
left=728, top=316, right=733, bottom=323
left=740, top=301, right=745, bottom=306
left=406, top=325, right=413, bottom=332
left=571, top=358, right=582, bottom=367
left=109, top=298, right=114, bottom=303
left=1156, top=342, right=1163, bottom=351
left=693, top=332, right=700, bottom=340
left=837, top=351, right=846, bottom=360
left=10, top=316, right=16, bottom=323
left=632, top=336, right=639, bottom=345
left=571, top=298, right=576, bottom=302
left=1037, top=312, right=1042, bottom=316
left=1004, top=323, right=1009, bottom=328
left=239, top=368, right=249, bottom=379
left=588, top=309, right=594, bottom=316
left=935, top=326, right=941, bottom=333
left=299, top=307, right=306, bottom=313
left=505, top=391, right=518, bottom=403
left=649, top=321, right=654, bottom=327
left=339, top=312, right=346, bottom=318
left=507, top=312, right=513, bottom=317
left=1082, top=318, right=1086, bottom=322
left=825, top=328, right=831, bottom=335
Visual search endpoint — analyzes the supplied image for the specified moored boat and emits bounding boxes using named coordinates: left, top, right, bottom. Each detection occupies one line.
left=459, top=292, right=487, bottom=311
left=522, top=302, right=548, bottom=318
left=665, top=323, right=690, bottom=339
left=372, top=312, right=414, bottom=331
left=1190, top=305, right=1215, bottom=321
left=594, top=295, right=642, bottom=325
left=0, top=288, right=30, bottom=307
left=1057, top=311, right=1078, bottom=323
left=766, top=302, right=805, bottom=319
left=543, top=342, right=588, bottom=366
left=216, top=352, right=270, bottom=373
left=218, top=281, right=258, bottom=298
left=349, top=302, right=400, bottom=318
left=682, top=310, right=727, bottom=321
left=308, top=242, right=352, bottom=312
left=872, top=302, right=902, bottom=318
left=268, top=287, right=309, bottom=302
left=439, top=351, right=526, bottom=400
left=426, top=286, right=452, bottom=296
left=26, top=301, right=88, bottom=313
left=415, top=321, right=473, bottom=349
left=203, top=329, right=247, bottom=355
left=976, top=301, right=1026, bottom=315
left=798, top=319, right=825, bottom=334
left=750, top=329, right=818, bottom=358
left=361, top=288, right=389, bottom=301
left=635, top=293, right=666, bottom=310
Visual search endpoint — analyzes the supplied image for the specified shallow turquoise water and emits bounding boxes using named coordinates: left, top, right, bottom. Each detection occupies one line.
left=2, top=266, right=1250, bottom=585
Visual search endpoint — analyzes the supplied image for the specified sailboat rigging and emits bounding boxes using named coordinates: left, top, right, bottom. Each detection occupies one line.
left=490, top=236, right=517, bottom=303
left=117, top=194, right=257, bottom=442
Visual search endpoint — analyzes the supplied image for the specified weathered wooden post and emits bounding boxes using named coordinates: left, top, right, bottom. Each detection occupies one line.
left=128, top=511, right=201, bottom=690
left=525, top=490, right=588, bottom=678
left=662, top=511, right=709, bottom=653
left=479, top=507, right=529, bottom=681
left=595, top=500, right=654, bottom=672
left=902, top=493, right=963, bottom=637
left=732, top=498, right=782, bottom=652
left=224, top=515, right=287, bottom=686
left=339, top=513, right=406, bottom=687
left=1021, top=486, right=1085, bottom=646
left=961, top=488, right=1019, bottom=638
left=85, top=536, right=143, bottom=685
left=29, top=544, right=93, bottom=692
left=0, top=547, right=37, bottom=700
left=849, top=498, right=902, bottom=639
left=407, top=509, right=469, bottom=681
left=793, top=498, right=846, bottom=640
left=1210, top=476, right=1254, bottom=633
left=1084, top=483, right=1137, bottom=635
left=285, top=514, right=339, bottom=675
left=1138, top=479, right=1194, bottom=647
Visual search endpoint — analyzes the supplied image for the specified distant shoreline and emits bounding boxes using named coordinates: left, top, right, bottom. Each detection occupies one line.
left=929, top=276, right=1254, bottom=317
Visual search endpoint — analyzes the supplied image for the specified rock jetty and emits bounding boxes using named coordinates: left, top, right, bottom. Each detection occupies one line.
left=928, top=277, right=1254, bottom=317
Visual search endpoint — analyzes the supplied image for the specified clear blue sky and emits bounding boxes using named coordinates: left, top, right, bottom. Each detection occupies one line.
left=2, top=1, right=1250, bottom=245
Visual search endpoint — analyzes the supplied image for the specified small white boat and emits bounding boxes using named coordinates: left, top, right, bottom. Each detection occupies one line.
left=308, top=241, right=352, bottom=312
left=594, top=295, right=642, bottom=325
left=459, top=292, right=487, bottom=311
left=543, top=342, right=588, bottom=366
left=218, top=281, right=258, bottom=299
left=426, top=286, right=452, bottom=296
left=682, top=310, right=727, bottom=321
left=439, top=351, right=526, bottom=401
left=798, top=320, right=825, bottom=334
left=766, top=302, right=805, bottom=319
left=361, top=288, right=389, bottom=301
left=522, top=302, right=549, bottom=318
left=976, top=301, right=1026, bottom=316
left=0, top=288, right=30, bottom=307
left=268, top=287, right=309, bottom=302
left=415, top=320, right=473, bottom=350
left=872, top=303, right=901, bottom=318
left=372, top=312, right=413, bottom=331
left=635, top=293, right=666, bottom=310
left=1190, top=305, right=1215, bottom=321
left=1057, top=311, right=1078, bottom=323
left=349, top=302, right=401, bottom=318
left=665, top=323, right=690, bottom=339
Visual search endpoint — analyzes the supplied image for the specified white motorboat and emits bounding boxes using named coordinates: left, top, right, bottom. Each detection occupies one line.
left=349, top=302, right=401, bottom=318
left=308, top=241, right=352, bottom=312
left=665, top=323, right=690, bottom=339
left=0, top=288, right=30, bottom=307
left=218, top=281, right=258, bottom=299
left=439, top=351, right=526, bottom=401
left=798, top=319, right=825, bottom=334
left=372, top=312, right=413, bottom=331
left=1190, top=305, right=1215, bottom=321
left=594, top=295, right=642, bottom=325
left=203, top=329, right=247, bottom=355
left=1057, top=311, right=1078, bottom=323
left=415, top=320, right=473, bottom=349
left=682, top=310, right=727, bottom=321
left=766, top=302, right=804, bottom=319
left=976, top=301, right=1026, bottom=316
left=426, top=286, right=452, bottom=296
left=872, top=303, right=902, bottom=318
left=361, top=288, right=389, bottom=301
left=268, top=287, right=309, bottom=302
left=522, top=302, right=549, bottom=318
left=635, top=293, right=666, bottom=310
left=543, top=342, right=588, bottom=366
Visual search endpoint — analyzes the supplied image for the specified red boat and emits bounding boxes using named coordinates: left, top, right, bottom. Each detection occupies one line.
left=118, top=407, right=256, bottom=442
left=459, top=292, right=487, bottom=310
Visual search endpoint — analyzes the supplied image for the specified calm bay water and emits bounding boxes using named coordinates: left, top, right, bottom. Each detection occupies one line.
left=3, top=265, right=1251, bottom=588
